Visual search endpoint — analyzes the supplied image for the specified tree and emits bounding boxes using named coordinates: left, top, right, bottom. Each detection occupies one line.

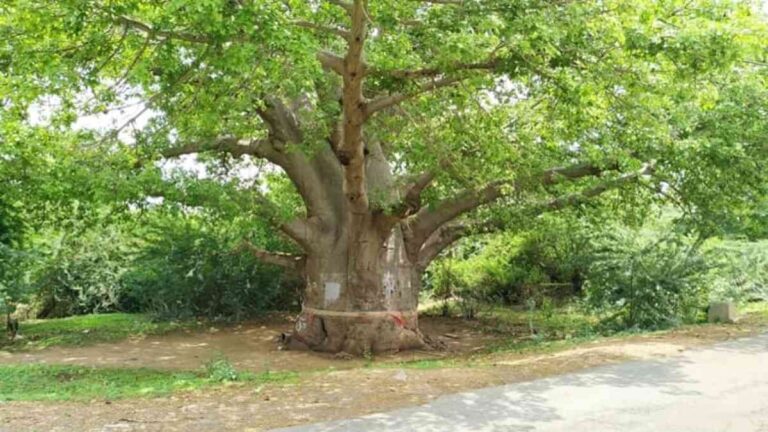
left=2, top=0, right=767, bottom=353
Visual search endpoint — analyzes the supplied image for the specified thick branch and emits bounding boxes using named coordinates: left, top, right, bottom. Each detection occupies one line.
left=537, top=161, right=617, bottom=186
left=536, top=163, right=655, bottom=212
left=337, top=0, right=370, bottom=212
left=405, top=181, right=504, bottom=251
left=237, top=240, right=306, bottom=273
left=161, top=136, right=272, bottom=159
left=394, top=170, right=437, bottom=216
left=327, top=0, right=353, bottom=12
left=418, top=0, right=463, bottom=4
left=414, top=220, right=501, bottom=269
left=256, top=98, right=337, bottom=222
left=317, top=51, right=346, bottom=75
left=406, top=160, right=625, bottom=252
left=413, top=163, right=655, bottom=267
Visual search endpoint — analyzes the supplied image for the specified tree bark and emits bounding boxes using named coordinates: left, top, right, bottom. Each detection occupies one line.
left=283, top=222, right=426, bottom=355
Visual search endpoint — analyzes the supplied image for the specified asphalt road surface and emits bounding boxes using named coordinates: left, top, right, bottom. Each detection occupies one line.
left=274, top=333, right=768, bottom=432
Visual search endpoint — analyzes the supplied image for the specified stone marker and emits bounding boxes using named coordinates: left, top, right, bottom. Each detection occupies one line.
left=708, top=302, right=737, bottom=323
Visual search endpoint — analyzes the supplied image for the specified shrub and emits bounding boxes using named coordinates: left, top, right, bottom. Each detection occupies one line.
left=429, top=258, right=494, bottom=319
left=426, top=215, right=591, bottom=307
left=584, top=226, right=709, bottom=330
left=122, top=216, right=297, bottom=321
left=706, top=240, right=768, bottom=303
left=30, top=226, right=133, bottom=318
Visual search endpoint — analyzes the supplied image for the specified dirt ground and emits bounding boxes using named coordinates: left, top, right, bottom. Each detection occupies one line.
left=0, top=316, right=765, bottom=432
left=0, top=315, right=498, bottom=372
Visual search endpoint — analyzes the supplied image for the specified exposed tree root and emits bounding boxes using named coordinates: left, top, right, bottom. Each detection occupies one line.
left=280, top=310, right=428, bottom=356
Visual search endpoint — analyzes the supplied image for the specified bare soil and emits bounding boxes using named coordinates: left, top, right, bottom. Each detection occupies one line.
left=0, top=315, right=496, bottom=372
left=0, top=316, right=764, bottom=432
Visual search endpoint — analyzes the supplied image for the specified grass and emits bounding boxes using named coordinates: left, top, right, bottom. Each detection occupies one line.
left=1, top=313, right=198, bottom=351
left=0, top=364, right=298, bottom=402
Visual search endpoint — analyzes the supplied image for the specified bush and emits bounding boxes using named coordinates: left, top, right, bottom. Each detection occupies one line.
left=30, top=226, right=133, bottom=318
left=122, top=216, right=297, bottom=321
left=426, top=215, right=591, bottom=307
left=706, top=240, right=768, bottom=303
left=429, top=259, right=495, bottom=319
left=584, top=226, right=709, bottom=330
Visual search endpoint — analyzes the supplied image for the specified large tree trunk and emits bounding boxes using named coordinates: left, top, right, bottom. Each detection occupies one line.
left=283, top=221, right=427, bottom=355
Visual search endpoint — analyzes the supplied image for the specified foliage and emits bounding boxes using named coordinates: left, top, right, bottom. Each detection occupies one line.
left=29, top=225, right=134, bottom=318
left=584, top=225, right=710, bottom=330
left=2, top=206, right=298, bottom=321
left=2, top=0, right=767, bottom=262
left=122, top=214, right=298, bottom=320
left=706, top=240, right=768, bottom=303
left=429, top=259, right=493, bottom=319
left=428, top=213, right=594, bottom=307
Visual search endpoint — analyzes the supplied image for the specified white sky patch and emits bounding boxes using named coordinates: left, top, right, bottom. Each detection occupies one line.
left=26, top=95, right=63, bottom=126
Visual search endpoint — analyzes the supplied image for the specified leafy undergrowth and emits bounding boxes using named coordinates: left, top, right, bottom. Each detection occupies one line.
left=739, top=301, right=768, bottom=324
left=0, top=363, right=297, bottom=402
left=423, top=301, right=599, bottom=339
left=0, top=313, right=199, bottom=351
left=421, top=301, right=768, bottom=357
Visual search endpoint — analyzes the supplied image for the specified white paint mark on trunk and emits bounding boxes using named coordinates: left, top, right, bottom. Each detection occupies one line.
left=383, top=272, right=396, bottom=296
left=324, top=281, right=341, bottom=306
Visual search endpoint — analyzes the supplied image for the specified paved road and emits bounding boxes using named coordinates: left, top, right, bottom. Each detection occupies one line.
left=274, top=333, right=768, bottom=432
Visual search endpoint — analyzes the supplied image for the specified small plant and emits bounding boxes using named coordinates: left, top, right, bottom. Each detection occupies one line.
left=205, top=354, right=239, bottom=382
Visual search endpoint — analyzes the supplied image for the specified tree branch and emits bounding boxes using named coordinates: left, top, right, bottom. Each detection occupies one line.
left=317, top=51, right=346, bottom=75
left=327, top=0, right=353, bottom=13
left=536, top=160, right=619, bottom=186
left=534, top=163, right=655, bottom=212
left=397, top=170, right=437, bottom=216
left=413, top=163, right=655, bottom=266
left=236, top=240, right=306, bottom=273
left=405, top=160, right=625, bottom=252
left=293, top=21, right=350, bottom=39
left=161, top=136, right=272, bottom=159
left=117, top=15, right=216, bottom=44
left=366, top=76, right=464, bottom=115
left=414, top=220, right=501, bottom=269
left=254, top=98, right=337, bottom=223
left=371, top=58, right=499, bottom=79
left=417, top=0, right=463, bottom=4
left=337, top=0, right=370, bottom=213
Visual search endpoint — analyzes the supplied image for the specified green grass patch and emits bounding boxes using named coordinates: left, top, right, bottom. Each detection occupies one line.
left=0, top=364, right=298, bottom=402
left=741, top=301, right=768, bottom=321
left=1, top=313, right=199, bottom=351
left=378, top=357, right=462, bottom=370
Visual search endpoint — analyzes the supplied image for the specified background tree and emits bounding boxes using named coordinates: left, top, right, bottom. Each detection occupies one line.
left=2, top=0, right=767, bottom=353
